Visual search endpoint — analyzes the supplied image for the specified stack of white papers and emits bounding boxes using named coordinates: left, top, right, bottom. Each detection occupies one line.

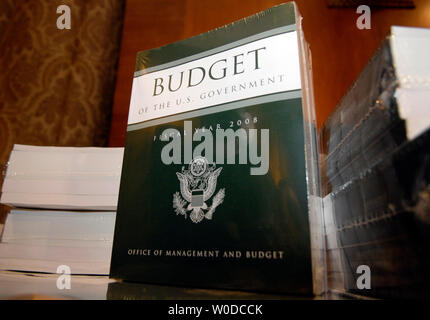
left=0, top=145, right=124, bottom=210
left=0, top=209, right=115, bottom=275
left=0, top=144, right=124, bottom=275
left=391, top=26, right=430, bottom=140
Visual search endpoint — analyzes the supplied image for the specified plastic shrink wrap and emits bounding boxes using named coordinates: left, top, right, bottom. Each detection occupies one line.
left=321, top=26, right=430, bottom=299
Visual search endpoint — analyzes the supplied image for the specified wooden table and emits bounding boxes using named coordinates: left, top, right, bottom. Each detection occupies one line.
left=0, top=270, right=332, bottom=300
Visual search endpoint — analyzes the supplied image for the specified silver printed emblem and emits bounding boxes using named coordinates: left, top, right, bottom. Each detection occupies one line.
left=173, top=157, right=225, bottom=223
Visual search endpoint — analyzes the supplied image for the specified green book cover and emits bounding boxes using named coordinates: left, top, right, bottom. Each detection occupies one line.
left=110, top=2, right=319, bottom=295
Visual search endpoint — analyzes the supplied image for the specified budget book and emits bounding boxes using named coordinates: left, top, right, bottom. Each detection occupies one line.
left=110, top=2, right=324, bottom=295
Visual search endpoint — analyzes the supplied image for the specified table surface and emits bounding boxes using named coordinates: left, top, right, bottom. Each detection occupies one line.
left=0, top=270, right=333, bottom=300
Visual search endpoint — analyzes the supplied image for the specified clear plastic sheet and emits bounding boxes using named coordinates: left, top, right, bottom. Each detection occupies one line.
left=296, top=6, right=326, bottom=296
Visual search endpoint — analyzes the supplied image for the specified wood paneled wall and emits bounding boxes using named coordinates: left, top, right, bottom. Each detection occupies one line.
left=109, top=0, right=430, bottom=146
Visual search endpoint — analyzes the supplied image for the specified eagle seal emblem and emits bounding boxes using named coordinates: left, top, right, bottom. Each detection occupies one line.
left=173, top=156, right=225, bottom=223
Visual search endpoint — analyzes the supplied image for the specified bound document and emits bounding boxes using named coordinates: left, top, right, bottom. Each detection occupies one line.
left=110, top=2, right=323, bottom=295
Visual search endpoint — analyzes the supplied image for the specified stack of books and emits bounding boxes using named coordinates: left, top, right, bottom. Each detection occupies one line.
left=321, top=26, right=430, bottom=193
left=0, top=145, right=123, bottom=275
left=1, top=145, right=123, bottom=210
left=321, top=26, right=430, bottom=298
left=0, top=210, right=115, bottom=274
